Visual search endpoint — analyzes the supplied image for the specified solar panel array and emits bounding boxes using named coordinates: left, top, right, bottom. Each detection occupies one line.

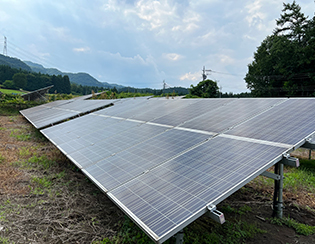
left=21, top=97, right=315, bottom=243
left=20, top=99, right=117, bottom=129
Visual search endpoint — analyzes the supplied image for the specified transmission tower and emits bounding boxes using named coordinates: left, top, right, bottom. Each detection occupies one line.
left=3, top=36, right=7, bottom=56
left=202, top=66, right=212, bottom=81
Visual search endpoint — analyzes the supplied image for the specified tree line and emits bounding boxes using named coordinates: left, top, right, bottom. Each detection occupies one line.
left=245, top=1, right=315, bottom=97
left=0, top=65, right=71, bottom=94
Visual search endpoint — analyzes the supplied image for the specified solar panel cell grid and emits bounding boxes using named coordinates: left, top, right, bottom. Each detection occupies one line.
left=84, top=129, right=210, bottom=191
left=180, top=98, right=285, bottom=133
left=226, top=99, right=315, bottom=145
left=109, top=136, right=288, bottom=241
left=151, top=99, right=231, bottom=126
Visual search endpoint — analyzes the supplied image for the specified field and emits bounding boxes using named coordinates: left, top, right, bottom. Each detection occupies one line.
left=0, top=88, right=26, bottom=95
left=1, top=107, right=315, bottom=243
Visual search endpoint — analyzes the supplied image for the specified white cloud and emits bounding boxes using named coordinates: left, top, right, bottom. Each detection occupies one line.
left=180, top=71, right=200, bottom=81
left=73, top=47, right=90, bottom=53
left=162, top=53, right=184, bottom=61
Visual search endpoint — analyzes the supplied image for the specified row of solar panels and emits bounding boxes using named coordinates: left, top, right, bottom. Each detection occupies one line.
left=21, top=97, right=315, bottom=243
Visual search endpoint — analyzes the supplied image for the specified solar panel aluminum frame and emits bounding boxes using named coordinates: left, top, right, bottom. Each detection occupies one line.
left=106, top=139, right=294, bottom=244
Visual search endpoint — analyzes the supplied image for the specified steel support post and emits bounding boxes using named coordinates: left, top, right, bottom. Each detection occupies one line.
left=272, top=162, right=284, bottom=218
left=175, top=229, right=184, bottom=244
left=277, top=163, right=284, bottom=218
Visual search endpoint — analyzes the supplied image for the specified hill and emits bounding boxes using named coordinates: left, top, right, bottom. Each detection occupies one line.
left=0, top=54, right=32, bottom=71
left=24, top=61, right=124, bottom=89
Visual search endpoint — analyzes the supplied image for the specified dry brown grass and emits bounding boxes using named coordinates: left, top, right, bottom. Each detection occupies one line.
left=0, top=115, right=124, bottom=243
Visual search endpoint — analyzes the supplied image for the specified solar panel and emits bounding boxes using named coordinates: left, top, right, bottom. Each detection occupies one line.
left=226, top=98, right=315, bottom=145
left=21, top=97, right=315, bottom=244
left=83, top=129, right=210, bottom=191
left=151, top=99, right=232, bottom=127
left=179, top=98, right=285, bottom=133
left=108, top=135, right=288, bottom=243
left=20, top=99, right=116, bottom=129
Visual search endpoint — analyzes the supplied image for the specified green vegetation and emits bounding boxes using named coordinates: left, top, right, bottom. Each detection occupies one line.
left=20, top=155, right=56, bottom=170
left=0, top=65, right=71, bottom=94
left=188, top=79, right=219, bottom=98
left=245, top=1, right=315, bottom=97
left=0, top=88, right=25, bottom=95
left=270, top=217, right=315, bottom=236
left=95, top=205, right=263, bottom=244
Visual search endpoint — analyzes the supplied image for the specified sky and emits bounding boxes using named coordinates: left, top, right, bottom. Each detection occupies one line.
left=0, top=0, right=314, bottom=93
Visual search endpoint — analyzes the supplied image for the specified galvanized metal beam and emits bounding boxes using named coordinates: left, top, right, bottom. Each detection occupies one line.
left=261, top=171, right=281, bottom=180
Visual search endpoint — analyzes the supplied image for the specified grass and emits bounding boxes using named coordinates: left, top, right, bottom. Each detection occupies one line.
left=269, top=217, right=315, bottom=236
left=283, top=159, right=315, bottom=194
left=95, top=205, right=263, bottom=244
left=250, top=159, right=315, bottom=195
left=0, top=88, right=25, bottom=95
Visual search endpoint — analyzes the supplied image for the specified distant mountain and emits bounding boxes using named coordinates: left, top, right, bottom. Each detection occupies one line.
left=24, top=61, right=124, bottom=89
left=0, top=54, right=32, bottom=71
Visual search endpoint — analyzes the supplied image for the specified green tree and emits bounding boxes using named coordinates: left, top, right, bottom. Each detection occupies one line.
left=12, top=73, right=27, bottom=89
left=63, top=75, right=71, bottom=94
left=2, top=80, right=15, bottom=89
left=245, top=1, right=315, bottom=97
left=190, top=79, right=219, bottom=98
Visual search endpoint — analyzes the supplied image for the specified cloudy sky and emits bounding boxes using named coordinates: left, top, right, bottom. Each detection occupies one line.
left=0, top=0, right=314, bottom=93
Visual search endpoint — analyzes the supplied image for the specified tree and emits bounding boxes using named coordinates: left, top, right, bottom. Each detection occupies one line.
left=190, top=79, right=219, bottom=98
left=245, top=1, right=315, bottom=97
left=3, top=80, right=15, bottom=89
left=12, top=73, right=27, bottom=89
left=63, top=75, right=71, bottom=94
left=274, top=0, right=308, bottom=42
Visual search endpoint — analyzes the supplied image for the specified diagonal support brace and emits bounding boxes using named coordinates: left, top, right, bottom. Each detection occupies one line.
left=207, top=204, right=225, bottom=224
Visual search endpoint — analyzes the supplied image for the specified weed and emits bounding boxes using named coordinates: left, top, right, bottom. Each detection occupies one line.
left=31, top=176, right=52, bottom=189
left=10, top=129, right=31, bottom=141
left=269, top=217, right=315, bottom=236
left=0, top=237, right=12, bottom=244
left=283, top=167, right=315, bottom=194
left=221, top=205, right=252, bottom=215
left=18, top=147, right=32, bottom=158
left=185, top=218, right=266, bottom=244
left=0, top=127, right=6, bottom=130
left=23, top=155, right=55, bottom=169
left=0, top=153, right=5, bottom=164
left=55, top=170, right=66, bottom=179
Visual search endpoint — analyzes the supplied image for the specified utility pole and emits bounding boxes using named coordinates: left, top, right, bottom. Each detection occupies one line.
left=202, top=66, right=212, bottom=81
left=3, top=36, right=7, bottom=56
left=163, top=80, right=166, bottom=94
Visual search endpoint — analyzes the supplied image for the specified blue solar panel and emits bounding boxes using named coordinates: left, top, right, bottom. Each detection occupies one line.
left=180, top=98, right=285, bottom=133
left=29, top=97, right=315, bottom=244
left=108, top=136, right=288, bottom=242
left=84, top=129, right=209, bottom=191
left=151, top=99, right=231, bottom=126
left=226, top=99, right=315, bottom=145
left=20, top=99, right=115, bottom=129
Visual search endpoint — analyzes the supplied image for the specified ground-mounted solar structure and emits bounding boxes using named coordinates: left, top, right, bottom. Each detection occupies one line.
left=20, top=97, right=315, bottom=243
left=20, top=98, right=118, bottom=129
left=21, top=85, right=54, bottom=101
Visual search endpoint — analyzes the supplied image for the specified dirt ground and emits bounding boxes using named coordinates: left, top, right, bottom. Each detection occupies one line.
left=1, top=114, right=315, bottom=243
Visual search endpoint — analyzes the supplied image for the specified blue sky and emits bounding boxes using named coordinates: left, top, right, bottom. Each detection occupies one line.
left=0, top=0, right=314, bottom=93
